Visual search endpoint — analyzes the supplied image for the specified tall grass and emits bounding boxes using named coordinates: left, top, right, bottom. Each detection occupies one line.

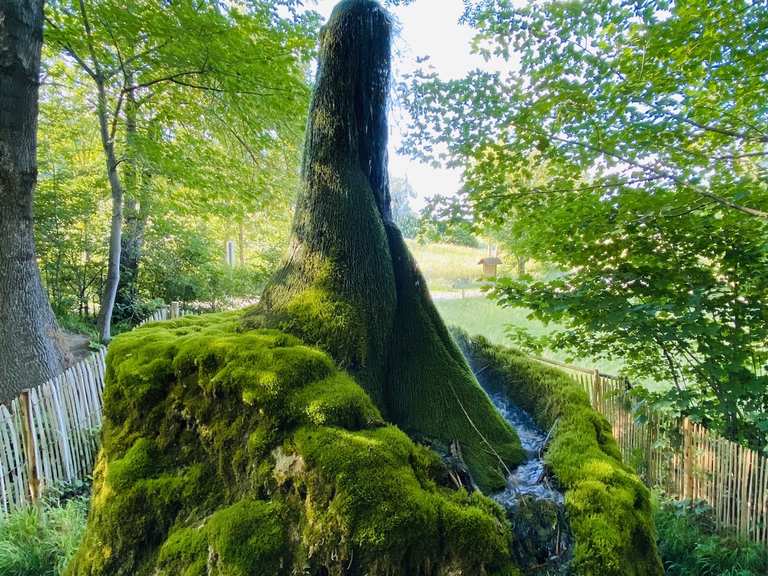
left=653, top=494, right=768, bottom=576
left=0, top=488, right=88, bottom=576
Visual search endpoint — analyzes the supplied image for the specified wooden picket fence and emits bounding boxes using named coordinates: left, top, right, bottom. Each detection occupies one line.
left=0, top=303, right=184, bottom=514
left=535, top=357, right=768, bottom=547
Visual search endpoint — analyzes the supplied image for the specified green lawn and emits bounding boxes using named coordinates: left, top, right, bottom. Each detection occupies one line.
left=410, top=241, right=664, bottom=386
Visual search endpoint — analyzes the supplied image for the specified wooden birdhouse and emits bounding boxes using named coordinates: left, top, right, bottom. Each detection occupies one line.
left=479, top=245, right=502, bottom=277
left=478, top=256, right=502, bottom=278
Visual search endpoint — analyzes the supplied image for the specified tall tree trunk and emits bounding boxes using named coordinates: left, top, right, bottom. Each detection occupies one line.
left=251, top=0, right=523, bottom=492
left=0, top=0, right=66, bottom=401
left=113, top=83, right=145, bottom=324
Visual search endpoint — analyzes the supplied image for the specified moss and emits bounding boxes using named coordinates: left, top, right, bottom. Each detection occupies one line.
left=455, top=331, right=664, bottom=576
left=68, top=312, right=522, bottom=576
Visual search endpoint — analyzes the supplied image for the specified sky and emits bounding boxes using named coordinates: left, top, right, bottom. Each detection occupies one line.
left=312, top=0, right=487, bottom=210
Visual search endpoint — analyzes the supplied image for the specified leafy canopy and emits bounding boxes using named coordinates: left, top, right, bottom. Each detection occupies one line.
left=402, top=0, right=768, bottom=447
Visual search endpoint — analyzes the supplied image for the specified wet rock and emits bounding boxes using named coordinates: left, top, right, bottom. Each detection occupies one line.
left=507, top=495, right=570, bottom=573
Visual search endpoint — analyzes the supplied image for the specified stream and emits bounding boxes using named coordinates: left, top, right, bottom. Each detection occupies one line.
left=478, top=380, right=571, bottom=573
left=487, top=391, right=564, bottom=508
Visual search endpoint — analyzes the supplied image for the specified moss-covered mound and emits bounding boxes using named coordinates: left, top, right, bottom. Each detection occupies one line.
left=455, top=332, right=664, bottom=576
left=67, top=313, right=522, bottom=576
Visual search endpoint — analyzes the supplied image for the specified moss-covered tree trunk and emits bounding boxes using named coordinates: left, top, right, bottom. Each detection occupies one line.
left=250, top=0, right=522, bottom=491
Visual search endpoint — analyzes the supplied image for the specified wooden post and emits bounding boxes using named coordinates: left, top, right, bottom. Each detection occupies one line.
left=592, top=369, right=601, bottom=410
left=683, top=418, right=694, bottom=500
left=170, top=301, right=180, bottom=319
left=19, top=391, right=40, bottom=503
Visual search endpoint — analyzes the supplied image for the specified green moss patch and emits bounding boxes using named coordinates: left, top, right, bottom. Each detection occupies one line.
left=455, top=331, right=664, bottom=576
left=68, top=313, right=519, bottom=576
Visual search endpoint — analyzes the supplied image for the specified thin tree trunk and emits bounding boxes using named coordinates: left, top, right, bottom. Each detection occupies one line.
left=96, top=79, right=123, bottom=342
left=114, top=82, right=145, bottom=323
left=0, top=0, right=66, bottom=401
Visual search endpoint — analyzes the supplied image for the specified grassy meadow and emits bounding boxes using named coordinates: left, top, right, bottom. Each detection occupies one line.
left=408, top=241, right=632, bottom=380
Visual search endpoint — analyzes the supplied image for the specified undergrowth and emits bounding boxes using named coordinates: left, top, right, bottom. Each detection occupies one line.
left=653, top=494, right=768, bottom=576
left=0, top=483, right=89, bottom=576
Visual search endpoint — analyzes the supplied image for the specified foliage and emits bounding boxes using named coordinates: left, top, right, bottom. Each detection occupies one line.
left=653, top=495, right=768, bottom=576
left=68, top=312, right=521, bottom=575
left=36, top=56, right=110, bottom=319
left=40, top=0, right=315, bottom=336
left=417, top=194, right=479, bottom=247
left=0, top=493, right=88, bottom=576
left=402, top=0, right=768, bottom=448
left=455, top=330, right=663, bottom=576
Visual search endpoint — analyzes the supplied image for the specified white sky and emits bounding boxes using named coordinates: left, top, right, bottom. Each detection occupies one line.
left=313, top=0, right=486, bottom=209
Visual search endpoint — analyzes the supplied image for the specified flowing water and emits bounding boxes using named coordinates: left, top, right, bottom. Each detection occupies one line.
left=479, top=382, right=571, bottom=572
left=487, top=391, right=565, bottom=508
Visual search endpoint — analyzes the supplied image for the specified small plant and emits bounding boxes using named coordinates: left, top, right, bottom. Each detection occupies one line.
left=0, top=483, right=89, bottom=576
left=653, top=493, right=768, bottom=576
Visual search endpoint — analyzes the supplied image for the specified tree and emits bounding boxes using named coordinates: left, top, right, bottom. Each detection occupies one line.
left=250, top=0, right=523, bottom=491
left=45, top=0, right=315, bottom=341
left=0, top=0, right=66, bottom=400
left=403, top=0, right=768, bottom=446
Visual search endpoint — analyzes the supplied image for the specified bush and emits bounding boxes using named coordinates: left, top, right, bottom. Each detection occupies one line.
left=454, top=330, right=663, bottom=576
left=0, top=493, right=88, bottom=576
left=653, top=495, right=768, bottom=576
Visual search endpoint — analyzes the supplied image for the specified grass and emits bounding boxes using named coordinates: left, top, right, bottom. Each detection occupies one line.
left=434, top=296, right=629, bottom=378
left=405, top=240, right=488, bottom=292
left=407, top=241, right=652, bottom=384
left=0, top=496, right=88, bottom=576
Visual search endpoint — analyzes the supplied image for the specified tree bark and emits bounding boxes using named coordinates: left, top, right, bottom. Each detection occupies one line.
left=113, top=86, right=146, bottom=324
left=114, top=196, right=145, bottom=322
left=96, top=77, right=123, bottom=342
left=252, top=0, right=523, bottom=492
left=0, top=0, right=66, bottom=401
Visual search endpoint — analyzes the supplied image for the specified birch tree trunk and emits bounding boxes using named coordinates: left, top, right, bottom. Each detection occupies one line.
left=0, top=0, right=66, bottom=401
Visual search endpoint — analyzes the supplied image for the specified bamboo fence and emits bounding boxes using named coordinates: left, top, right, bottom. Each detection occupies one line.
left=535, top=357, right=768, bottom=547
left=0, top=303, right=182, bottom=514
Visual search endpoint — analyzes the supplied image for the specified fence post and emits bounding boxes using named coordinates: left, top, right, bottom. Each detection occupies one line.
left=18, top=391, right=40, bottom=504
left=592, top=369, right=601, bottom=411
left=170, top=301, right=180, bottom=319
left=683, top=417, right=694, bottom=500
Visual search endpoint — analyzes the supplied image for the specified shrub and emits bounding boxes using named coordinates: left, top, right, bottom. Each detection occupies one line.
left=653, top=495, right=768, bottom=576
